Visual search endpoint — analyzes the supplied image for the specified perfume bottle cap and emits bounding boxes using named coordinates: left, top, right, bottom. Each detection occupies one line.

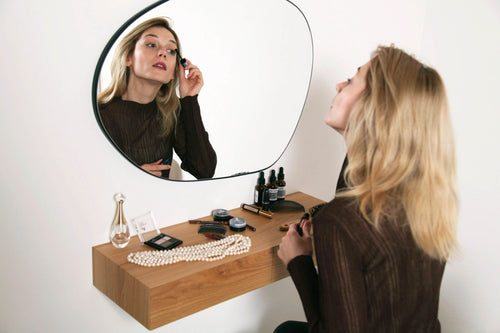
left=114, top=192, right=126, bottom=202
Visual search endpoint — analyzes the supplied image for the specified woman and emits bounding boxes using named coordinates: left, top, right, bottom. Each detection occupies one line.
left=276, top=45, right=458, bottom=332
left=98, top=17, right=216, bottom=179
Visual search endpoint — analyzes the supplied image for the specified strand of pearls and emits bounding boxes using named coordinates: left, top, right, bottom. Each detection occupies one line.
left=127, top=234, right=252, bottom=267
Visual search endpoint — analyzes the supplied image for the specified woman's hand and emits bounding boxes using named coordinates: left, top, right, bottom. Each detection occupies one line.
left=278, top=219, right=313, bottom=267
left=140, top=159, right=170, bottom=177
left=179, top=59, right=204, bottom=98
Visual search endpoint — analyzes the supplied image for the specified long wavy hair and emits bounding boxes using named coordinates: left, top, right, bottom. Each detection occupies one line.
left=97, top=17, right=181, bottom=136
left=340, top=45, right=458, bottom=261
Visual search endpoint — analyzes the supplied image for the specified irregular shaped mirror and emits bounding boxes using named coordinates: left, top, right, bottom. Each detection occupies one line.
left=92, top=0, right=312, bottom=180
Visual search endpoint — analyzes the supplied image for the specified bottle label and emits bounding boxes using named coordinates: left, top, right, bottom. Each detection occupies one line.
left=277, top=186, right=286, bottom=199
left=269, top=188, right=278, bottom=201
left=254, top=189, right=260, bottom=204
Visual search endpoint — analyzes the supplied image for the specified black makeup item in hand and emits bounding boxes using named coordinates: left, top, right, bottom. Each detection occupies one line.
left=160, top=157, right=172, bottom=165
left=297, top=213, right=310, bottom=236
left=175, top=49, right=188, bottom=68
left=145, top=233, right=183, bottom=250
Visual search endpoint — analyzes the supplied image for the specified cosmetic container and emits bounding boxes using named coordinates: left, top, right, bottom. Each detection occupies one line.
left=254, top=171, right=266, bottom=205
left=229, top=218, right=247, bottom=232
left=266, top=169, right=278, bottom=202
left=109, top=193, right=130, bottom=248
left=241, top=203, right=273, bottom=218
left=212, top=209, right=232, bottom=222
left=262, top=188, right=270, bottom=211
left=277, top=167, right=286, bottom=200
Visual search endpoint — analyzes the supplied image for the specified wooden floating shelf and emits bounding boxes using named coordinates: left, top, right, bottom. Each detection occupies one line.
left=92, top=192, right=324, bottom=330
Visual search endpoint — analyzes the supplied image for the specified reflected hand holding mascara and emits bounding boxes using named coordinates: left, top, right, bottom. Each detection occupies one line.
left=175, top=49, right=187, bottom=68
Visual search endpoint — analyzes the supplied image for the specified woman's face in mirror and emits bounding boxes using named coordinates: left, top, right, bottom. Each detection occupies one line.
left=126, top=26, right=178, bottom=87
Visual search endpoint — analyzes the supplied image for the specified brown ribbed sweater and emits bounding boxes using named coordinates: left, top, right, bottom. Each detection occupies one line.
left=287, top=196, right=445, bottom=332
left=98, top=95, right=216, bottom=179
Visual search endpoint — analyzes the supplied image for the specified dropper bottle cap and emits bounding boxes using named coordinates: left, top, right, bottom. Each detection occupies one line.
left=258, top=171, right=265, bottom=185
left=278, top=167, right=285, bottom=180
left=269, top=169, right=276, bottom=183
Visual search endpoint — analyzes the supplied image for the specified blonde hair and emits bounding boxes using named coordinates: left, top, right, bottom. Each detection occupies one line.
left=97, top=17, right=181, bottom=136
left=341, top=45, right=458, bottom=261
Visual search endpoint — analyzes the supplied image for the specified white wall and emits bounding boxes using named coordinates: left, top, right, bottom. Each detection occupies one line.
left=1, top=0, right=498, bottom=332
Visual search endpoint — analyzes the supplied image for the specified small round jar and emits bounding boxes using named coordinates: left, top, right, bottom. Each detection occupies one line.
left=229, top=217, right=247, bottom=232
left=212, top=209, right=232, bottom=222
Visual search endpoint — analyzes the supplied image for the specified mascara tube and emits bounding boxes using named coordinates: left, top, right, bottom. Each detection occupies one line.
left=240, top=203, right=273, bottom=219
left=297, top=213, right=310, bottom=236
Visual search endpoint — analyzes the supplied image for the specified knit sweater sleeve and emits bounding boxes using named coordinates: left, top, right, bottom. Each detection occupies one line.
left=287, top=204, right=369, bottom=332
left=174, top=95, right=217, bottom=179
left=287, top=255, right=320, bottom=324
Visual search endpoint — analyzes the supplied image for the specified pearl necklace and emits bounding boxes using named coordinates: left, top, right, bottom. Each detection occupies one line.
left=127, top=234, right=252, bottom=267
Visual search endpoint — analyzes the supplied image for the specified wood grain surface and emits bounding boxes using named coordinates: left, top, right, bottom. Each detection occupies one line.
left=92, top=192, right=325, bottom=330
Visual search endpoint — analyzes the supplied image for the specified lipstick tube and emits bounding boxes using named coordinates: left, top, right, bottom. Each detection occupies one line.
left=240, top=203, right=273, bottom=219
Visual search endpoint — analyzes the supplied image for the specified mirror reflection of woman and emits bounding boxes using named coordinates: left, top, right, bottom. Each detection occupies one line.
left=98, top=17, right=216, bottom=179
left=276, top=45, right=458, bottom=332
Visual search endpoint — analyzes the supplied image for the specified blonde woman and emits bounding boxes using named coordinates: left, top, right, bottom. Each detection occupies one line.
left=98, top=17, right=216, bottom=179
left=276, top=45, right=458, bottom=332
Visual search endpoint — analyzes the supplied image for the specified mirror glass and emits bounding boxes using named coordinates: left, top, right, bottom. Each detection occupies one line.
left=93, top=0, right=313, bottom=180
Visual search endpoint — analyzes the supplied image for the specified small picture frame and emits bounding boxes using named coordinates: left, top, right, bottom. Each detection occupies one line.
left=131, top=211, right=182, bottom=250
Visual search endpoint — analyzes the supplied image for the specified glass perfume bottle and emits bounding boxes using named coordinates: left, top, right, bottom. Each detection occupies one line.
left=109, top=193, right=130, bottom=248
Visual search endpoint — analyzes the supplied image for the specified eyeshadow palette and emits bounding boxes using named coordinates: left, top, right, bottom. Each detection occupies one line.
left=144, top=233, right=183, bottom=251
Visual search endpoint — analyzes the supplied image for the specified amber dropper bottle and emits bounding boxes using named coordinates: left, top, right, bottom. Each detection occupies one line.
left=277, top=167, right=286, bottom=200
left=254, top=171, right=266, bottom=206
left=267, top=169, right=278, bottom=202
left=262, top=188, right=270, bottom=211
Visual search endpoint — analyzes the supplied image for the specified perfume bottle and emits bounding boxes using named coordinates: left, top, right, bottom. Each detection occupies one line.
left=109, top=193, right=130, bottom=248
